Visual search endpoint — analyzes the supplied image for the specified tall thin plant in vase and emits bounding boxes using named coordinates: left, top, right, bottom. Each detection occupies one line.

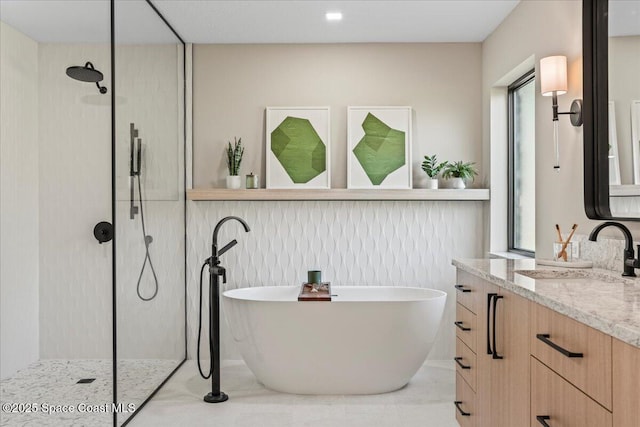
left=226, top=137, right=244, bottom=189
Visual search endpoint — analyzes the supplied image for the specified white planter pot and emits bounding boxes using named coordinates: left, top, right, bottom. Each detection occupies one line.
left=425, top=178, right=439, bottom=189
left=226, top=175, right=241, bottom=189
left=450, top=177, right=466, bottom=189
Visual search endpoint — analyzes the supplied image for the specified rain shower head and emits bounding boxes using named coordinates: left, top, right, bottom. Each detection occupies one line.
left=66, top=62, right=108, bottom=94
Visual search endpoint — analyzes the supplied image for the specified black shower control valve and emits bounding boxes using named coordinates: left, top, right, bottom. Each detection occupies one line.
left=93, top=221, right=113, bottom=244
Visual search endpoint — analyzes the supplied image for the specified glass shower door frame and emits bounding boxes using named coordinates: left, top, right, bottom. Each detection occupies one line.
left=110, top=1, right=187, bottom=425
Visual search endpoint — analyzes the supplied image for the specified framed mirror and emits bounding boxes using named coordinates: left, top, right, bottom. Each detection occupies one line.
left=584, top=0, right=640, bottom=219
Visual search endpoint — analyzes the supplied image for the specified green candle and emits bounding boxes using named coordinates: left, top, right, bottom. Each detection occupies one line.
left=246, top=172, right=258, bottom=189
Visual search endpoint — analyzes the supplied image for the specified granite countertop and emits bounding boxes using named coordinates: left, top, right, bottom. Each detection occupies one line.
left=452, top=258, right=640, bottom=349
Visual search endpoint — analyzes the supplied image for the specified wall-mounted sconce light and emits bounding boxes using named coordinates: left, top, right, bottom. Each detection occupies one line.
left=540, top=55, right=583, bottom=170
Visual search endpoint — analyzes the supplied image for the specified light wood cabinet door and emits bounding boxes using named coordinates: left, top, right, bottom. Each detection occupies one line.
left=532, top=356, right=612, bottom=427
left=613, top=338, right=640, bottom=427
left=490, top=289, right=530, bottom=426
left=464, top=276, right=530, bottom=427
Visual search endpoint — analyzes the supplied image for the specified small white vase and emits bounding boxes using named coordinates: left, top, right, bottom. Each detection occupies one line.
left=451, top=177, right=466, bottom=189
left=425, top=178, right=439, bottom=189
left=226, top=175, right=241, bottom=189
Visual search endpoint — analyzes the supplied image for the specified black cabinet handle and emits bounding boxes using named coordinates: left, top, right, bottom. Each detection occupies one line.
left=492, top=295, right=504, bottom=360
left=454, top=321, right=471, bottom=331
left=487, top=293, right=496, bottom=355
left=454, top=401, right=470, bottom=416
left=536, top=415, right=551, bottom=426
left=536, top=334, right=584, bottom=358
left=455, top=284, right=471, bottom=293
left=454, top=357, right=471, bottom=369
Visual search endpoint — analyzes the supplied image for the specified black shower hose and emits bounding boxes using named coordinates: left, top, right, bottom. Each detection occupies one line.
left=197, top=259, right=213, bottom=379
left=135, top=173, right=159, bottom=301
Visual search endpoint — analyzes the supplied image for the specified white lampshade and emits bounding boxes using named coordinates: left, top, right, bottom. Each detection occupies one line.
left=540, top=55, right=568, bottom=96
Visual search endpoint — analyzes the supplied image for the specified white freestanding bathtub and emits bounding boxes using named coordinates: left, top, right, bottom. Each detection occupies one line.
left=222, top=286, right=447, bottom=395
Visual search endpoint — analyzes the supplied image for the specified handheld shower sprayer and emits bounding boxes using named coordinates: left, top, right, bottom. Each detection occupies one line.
left=129, top=123, right=159, bottom=302
left=197, top=216, right=250, bottom=404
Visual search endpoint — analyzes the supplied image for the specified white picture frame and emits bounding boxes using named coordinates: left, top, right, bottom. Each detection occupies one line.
left=609, top=101, right=621, bottom=185
left=265, top=107, right=331, bottom=189
left=631, top=100, right=640, bottom=184
left=347, top=106, right=412, bottom=189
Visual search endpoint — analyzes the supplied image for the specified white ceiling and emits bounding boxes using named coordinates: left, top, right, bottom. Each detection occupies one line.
left=152, top=0, right=520, bottom=43
left=0, top=0, right=520, bottom=44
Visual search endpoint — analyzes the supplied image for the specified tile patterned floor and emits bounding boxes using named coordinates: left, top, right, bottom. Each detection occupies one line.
left=128, top=360, right=459, bottom=427
left=0, top=359, right=180, bottom=427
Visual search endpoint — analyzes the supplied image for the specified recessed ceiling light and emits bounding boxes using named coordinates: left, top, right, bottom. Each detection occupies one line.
left=326, top=12, right=343, bottom=22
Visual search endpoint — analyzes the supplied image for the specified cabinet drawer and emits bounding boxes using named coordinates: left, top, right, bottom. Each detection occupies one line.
left=455, top=372, right=477, bottom=427
left=456, top=270, right=481, bottom=314
left=531, top=302, right=612, bottom=409
left=455, top=303, right=477, bottom=352
left=455, top=337, right=476, bottom=391
left=531, top=357, right=612, bottom=427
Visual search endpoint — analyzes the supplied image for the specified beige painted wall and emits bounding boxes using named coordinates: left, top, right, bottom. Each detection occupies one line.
left=609, top=36, right=640, bottom=184
left=0, top=21, right=39, bottom=379
left=482, top=0, right=640, bottom=258
left=192, top=43, right=482, bottom=189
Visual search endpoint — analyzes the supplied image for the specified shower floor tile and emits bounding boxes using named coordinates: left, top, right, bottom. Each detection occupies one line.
left=128, top=360, right=458, bottom=427
left=0, top=358, right=180, bottom=427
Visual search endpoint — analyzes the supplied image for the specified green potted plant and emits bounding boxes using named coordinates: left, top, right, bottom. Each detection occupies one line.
left=226, top=137, right=244, bottom=189
left=421, top=155, right=448, bottom=189
left=442, top=160, right=478, bottom=189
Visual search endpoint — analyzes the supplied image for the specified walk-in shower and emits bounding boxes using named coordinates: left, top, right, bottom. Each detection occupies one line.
left=66, top=61, right=108, bottom=93
left=0, top=1, right=186, bottom=426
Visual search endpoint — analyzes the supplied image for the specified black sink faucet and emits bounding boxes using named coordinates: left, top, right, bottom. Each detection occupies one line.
left=589, top=221, right=638, bottom=277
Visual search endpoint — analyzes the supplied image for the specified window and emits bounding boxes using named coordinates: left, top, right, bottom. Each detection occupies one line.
left=508, top=70, right=535, bottom=255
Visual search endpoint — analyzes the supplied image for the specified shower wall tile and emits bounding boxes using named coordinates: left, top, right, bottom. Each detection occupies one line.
left=38, top=43, right=185, bottom=360
left=0, top=22, right=40, bottom=379
left=38, top=44, right=112, bottom=359
left=186, top=200, right=486, bottom=361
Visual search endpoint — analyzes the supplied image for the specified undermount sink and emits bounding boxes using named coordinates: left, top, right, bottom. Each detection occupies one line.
left=514, top=269, right=635, bottom=284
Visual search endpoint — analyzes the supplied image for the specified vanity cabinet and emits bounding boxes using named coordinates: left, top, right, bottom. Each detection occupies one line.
left=454, top=265, right=640, bottom=427
left=454, top=270, right=530, bottom=427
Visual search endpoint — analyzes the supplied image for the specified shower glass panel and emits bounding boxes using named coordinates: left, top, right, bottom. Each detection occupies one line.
left=112, top=1, right=186, bottom=425
left=0, top=1, right=114, bottom=426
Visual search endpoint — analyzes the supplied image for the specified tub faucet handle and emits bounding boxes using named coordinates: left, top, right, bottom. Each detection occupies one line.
left=210, top=264, right=227, bottom=283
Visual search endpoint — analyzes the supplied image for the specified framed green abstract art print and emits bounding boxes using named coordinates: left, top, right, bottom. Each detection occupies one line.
left=347, top=106, right=412, bottom=189
left=266, top=107, right=331, bottom=189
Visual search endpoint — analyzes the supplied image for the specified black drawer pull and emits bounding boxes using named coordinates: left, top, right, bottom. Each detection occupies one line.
left=536, top=415, right=551, bottom=426
left=454, top=357, right=471, bottom=369
left=454, top=401, right=470, bottom=416
left=492, top=295, right=504, bottom=360
left=536, top=334, right=584, bottom=358
left=454, top=321, right=471, bottom=331
left=455, top=284, right=471, bottom=293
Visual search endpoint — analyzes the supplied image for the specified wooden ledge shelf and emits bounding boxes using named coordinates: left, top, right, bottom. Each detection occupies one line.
left=187, top=188, right=490, bottom=201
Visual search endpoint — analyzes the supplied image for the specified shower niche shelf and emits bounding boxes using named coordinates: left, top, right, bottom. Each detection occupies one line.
left=187, top=188, right=490, bottom=201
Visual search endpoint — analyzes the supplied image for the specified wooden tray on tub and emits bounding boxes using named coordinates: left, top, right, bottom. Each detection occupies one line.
left=298, top=282, right=331, bottom=301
